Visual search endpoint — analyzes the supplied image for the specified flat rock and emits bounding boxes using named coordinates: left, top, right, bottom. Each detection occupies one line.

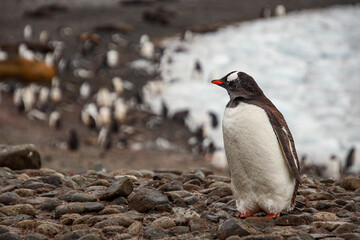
left=0, top=232, right=21, bottom=240
left=275, top=213, right=313, bottom=226
left=60, top=231, right=86, bottom=240
left=217, top=218, right=251, bottom=240
left=332, top=223, right=360, bottom=234
left=0, top=192, right=20, bottom=205
left=308, top=192, right=335, bottom=201
left=0, top=144, right=41, bottom=170
left=41, top=198, right=60, bottom=211
left=313, top=212, right=338, bottom=221
left=128, top=221, right=143, bottom=236
left=144, top=226, right=168, bottom=239
left=244, top=217, right=275, bottom=229
left=55, top=202, right=105, bottom=218
left=151, top=216, right=176, bottom=229
left=207, top=187, right=232, bottom=198
left=99, top=177, right=133, bottom=201
left=60, top=193, right=97, bottom=202
left=0, top=204, right=36, bottom=217
left=340, top=177, right=360, bottom=191
left=36, top=223, right=60, bottom=237
left=129, top=188, right=169, bottom=213
left=189, top=218, right=211, bottom=232
left=158, top=180, right=183, bottom=192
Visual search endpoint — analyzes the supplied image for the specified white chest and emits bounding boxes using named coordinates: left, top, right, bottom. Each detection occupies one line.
left=222, top=102, right=295, bottom=214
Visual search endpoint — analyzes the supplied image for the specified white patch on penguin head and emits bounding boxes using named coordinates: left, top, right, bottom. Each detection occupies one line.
left=226, top=71, right=239, bottom=82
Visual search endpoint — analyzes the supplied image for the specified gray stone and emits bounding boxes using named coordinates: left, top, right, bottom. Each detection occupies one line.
left=94, top=215, right=134, bottom=227
left=315, top=201, right=338, bottom=210
left=308, top=192, right=335, bottom=201
left=0, top=204, right=36, bottom=216
left=202, top=211, right=219, bottom=223
left=59, top=230, right=86, bottom=240
left=60, top=213, right=81, bottom=225
left=23, top=233, right=48, bottom=240
left=217, top=218, right=251, bottom=240
left=129, top=188, right=169, bottom=213
left=340, top=177, right=360, bottom=191
left=169, top=226, right=189, bottom=235
left=36, top=223, right=60, bottom=237
left=41, top=199, right=60, bottom=211
left=0, top=144, right=41, bottom=170
left=188, top=218, right=211, bottom=232
left=313, top=212, right=338, bottom=221
left=312, top=221, right=345, bottom=231
left=99, top=177, right=133, bottom=201
left=241, top=235, right=282, bottom=240
left=244, top=217, right=275, bottom=229
left=55, top=202, right=105, bottom=218
left=0, top=192, right=20, bottom=205
left=151, top=216, right=176, bottom=229
left=158, top=180, right=183, bottom=192
left=78, top=234, right=100, bottom=240
left=60, top=193, right=97, bottom=202
left=128, top=221, right=143, bottom=236
left=39, top=176, right=62, bottom=186
left=208, top=187, right=233, bottom=198
left=13, top=188, right=34, bottom=197
left=0, top=225, right=9, bottom=234
left=144, top=226, right=168, bottom=239
left=275, top=213, right=313, bottom=226
left=22, top=180, right=56, bottom=191
left=332, top=223, right=360, bottom=234
left=0, top=232, right=21, bottom=240
left=70, top=175, right=87, bottom=189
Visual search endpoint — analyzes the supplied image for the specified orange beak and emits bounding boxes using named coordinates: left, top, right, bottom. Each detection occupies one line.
left=211, top=80, right=223, bottom=85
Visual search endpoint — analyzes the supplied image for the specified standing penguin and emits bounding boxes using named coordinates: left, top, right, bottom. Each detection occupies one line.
left=211, top=71, right=300, bottom=218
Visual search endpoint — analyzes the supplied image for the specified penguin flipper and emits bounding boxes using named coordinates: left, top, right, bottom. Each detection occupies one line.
left=272, top=124, right=301, bottom=183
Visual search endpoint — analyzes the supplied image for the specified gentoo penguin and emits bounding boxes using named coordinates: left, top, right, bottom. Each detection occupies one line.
left=211, top=71, right=301, bottom=218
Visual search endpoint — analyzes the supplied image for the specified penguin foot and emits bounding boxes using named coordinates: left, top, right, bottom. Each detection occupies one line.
left=235, top=213, right=253, bottom=218
left=266, top=213, right=280, bottom=218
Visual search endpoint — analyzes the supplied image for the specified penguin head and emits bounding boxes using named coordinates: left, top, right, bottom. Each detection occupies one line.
left=211, top=71, right=263, bottom=99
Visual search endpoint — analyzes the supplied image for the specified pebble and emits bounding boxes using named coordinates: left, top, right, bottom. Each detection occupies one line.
left=188, top=218, right=211, bottom=232
left=275, top=213, right=313, bottom=226
left=0, top=192, right=20, bottom=205
left=312, top=212, right=338, bottom=221
left=36, top=223, right=60, bottom=237
left=0, top=167, right=359, bottom=239
left=0, top=204, right=36, bottom=216
left=144, top=226, right=168, bottom=239
left=244, top=217, right=275, bottom=229
left=129, top=188, right=169, bottom=212
left=60, top=193, right=97, bottom=202
left=0, top=144, right=41, bottom=170
left=340, top=177, right=360, bottom=191
left=128, top=221, right=143, bottom=236
left=55, top=202, right=105, bottom=218
left=0, top=232, right=21, bottom=240
left=151, top=216, right=176, bottom=229
left=99, top=177, right=133, bottom=201
left=158, top=180, right=184, bottom=192
left=217, top=218, right=251, bottom=240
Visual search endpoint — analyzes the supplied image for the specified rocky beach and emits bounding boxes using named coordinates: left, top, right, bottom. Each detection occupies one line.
left=1, top=167, right=360, bottom=239
left=1, top=0, right=360, bottom=239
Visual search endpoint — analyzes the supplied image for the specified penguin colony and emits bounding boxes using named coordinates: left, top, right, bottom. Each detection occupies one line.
left=0, top=24, right=216, bottom=155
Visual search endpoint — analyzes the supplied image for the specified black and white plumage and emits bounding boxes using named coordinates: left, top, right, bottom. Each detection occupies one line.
left=212, top=71, right=300, bottom=218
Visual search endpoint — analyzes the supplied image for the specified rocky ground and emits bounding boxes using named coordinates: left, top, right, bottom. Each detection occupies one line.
left=1, top=0, right=360, bottom=173
left=1, top=167, right=360, bottom=239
